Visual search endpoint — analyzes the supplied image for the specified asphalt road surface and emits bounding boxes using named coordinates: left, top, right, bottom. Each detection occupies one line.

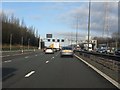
left=2, top=50, right=117, bottom=88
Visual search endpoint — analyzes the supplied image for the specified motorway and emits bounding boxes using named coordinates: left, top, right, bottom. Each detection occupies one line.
left=2, top=50, right=117, bottom=88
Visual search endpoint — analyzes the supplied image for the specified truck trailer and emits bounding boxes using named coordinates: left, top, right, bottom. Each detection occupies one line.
left=84, top=43, right=92, bottom=51
left=49, top=42, right=60, bottom=51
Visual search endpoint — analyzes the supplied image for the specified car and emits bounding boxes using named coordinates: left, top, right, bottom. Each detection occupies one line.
left=60, top=46, right=74, bottom=57
left=45, top=48, right=54, bottom=54
left=75, top=47, right=81, bottom=51
left=97, top=48, right=107, bottom=54
left=53, top=48, right=57, bottom=52
left=115, top=49, right=120, bottom=56
left=43, top=48, right=46, bottom=52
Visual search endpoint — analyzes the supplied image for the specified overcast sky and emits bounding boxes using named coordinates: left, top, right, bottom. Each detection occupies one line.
left=1, top=0, right=118, bottom=40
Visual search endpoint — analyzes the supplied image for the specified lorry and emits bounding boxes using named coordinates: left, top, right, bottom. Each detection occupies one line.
left=49, top=42, right=60, bottom=51
left=74, top=44, right=81, bottom=51
left=84, top=43, right=92, bottom=51
left=43, top=38, right=61, bottom=52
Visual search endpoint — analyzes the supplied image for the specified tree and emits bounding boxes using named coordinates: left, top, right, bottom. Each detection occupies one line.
left=2, top=13, right=39, bottom=48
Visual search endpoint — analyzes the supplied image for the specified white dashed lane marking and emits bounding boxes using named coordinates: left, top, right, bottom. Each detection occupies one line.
left=25, top=56, right=29, bottom=58
left=4, top=60, right=12, bottom=63
left=51, top=57, right=54, bottom=59
left=12, top=53, right=23, bottom=56
left=35, top=54, right=38, bottom=56
left=25, top=71, right=35, bottom=78
left=46, top=61, right=49, bottom=63
left=1, top=55, right=10, bottom=57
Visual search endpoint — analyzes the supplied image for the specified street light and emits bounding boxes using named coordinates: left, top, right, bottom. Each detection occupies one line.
left=87, top=0, right=91, bottom=51
left=76, top=15, right=79, bottom=45
left=10, top=34, right=12, bottom=51
left=21, top=36, right=23, bottom=53
left=38, top=35, right=41, bottom=49
left=70, top=32, right=72, bottom=45
left=28, top=38, right=30, bottom=50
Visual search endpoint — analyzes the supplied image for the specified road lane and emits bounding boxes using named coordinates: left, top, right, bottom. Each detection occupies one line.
left=3, top=52, right=117, bottom=88
left=2, top=50, right=43, bottom=61
left=2, top=50, right=39, bottom=57
left=2, top=51, right=60, bottom=88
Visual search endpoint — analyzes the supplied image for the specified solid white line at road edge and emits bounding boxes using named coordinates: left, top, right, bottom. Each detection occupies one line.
left=4, top=60, right=12, bottom=63
left=25, top=71, right=35, bottom=78
left=74, top=54, right=120, bottom=89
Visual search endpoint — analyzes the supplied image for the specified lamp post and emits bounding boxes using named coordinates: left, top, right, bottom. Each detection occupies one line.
left=87, top=0, right=91, bottom=51
left=28, top=38, right=30, bottom=50
left=71, top=32, right=72, bottom=45
left=38, top=35, right=41, bottom=49
left=76, top=16, right=79, bottom=45
left=10, top=34, right=12, bottom=51
left=21, top=36, right=23, bottom=53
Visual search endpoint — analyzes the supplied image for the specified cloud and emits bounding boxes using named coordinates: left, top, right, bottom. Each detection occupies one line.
left=40, top=4, right=64, bottom=11
left=29, top=15, right=42, bottom=20
left=1, top=9, right=15, bottom=15
left=38, top=2, right=77, bottom=12
left=55, top=31, right=87, bottom=40
left=90, top=2, right=118, bottom=34
left=58, top=2, right=118, bottom=37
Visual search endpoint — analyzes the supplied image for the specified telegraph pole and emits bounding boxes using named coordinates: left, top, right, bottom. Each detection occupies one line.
left=103, top=2, right=109, bottom=48
left=76, top=15, right=79, bottom=45
left=115, top=34, right=118, bottom=50
left=87, top=0, right=91, bottom=51
left=28, top=38, right=30, bottom=50
left=10, top=34, right=12, bottom=51
left=38, top=35, right=41, bottom=49
left=21, top=36, right=23, bottom=53
left=70, top=32, right=72, bottom=45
